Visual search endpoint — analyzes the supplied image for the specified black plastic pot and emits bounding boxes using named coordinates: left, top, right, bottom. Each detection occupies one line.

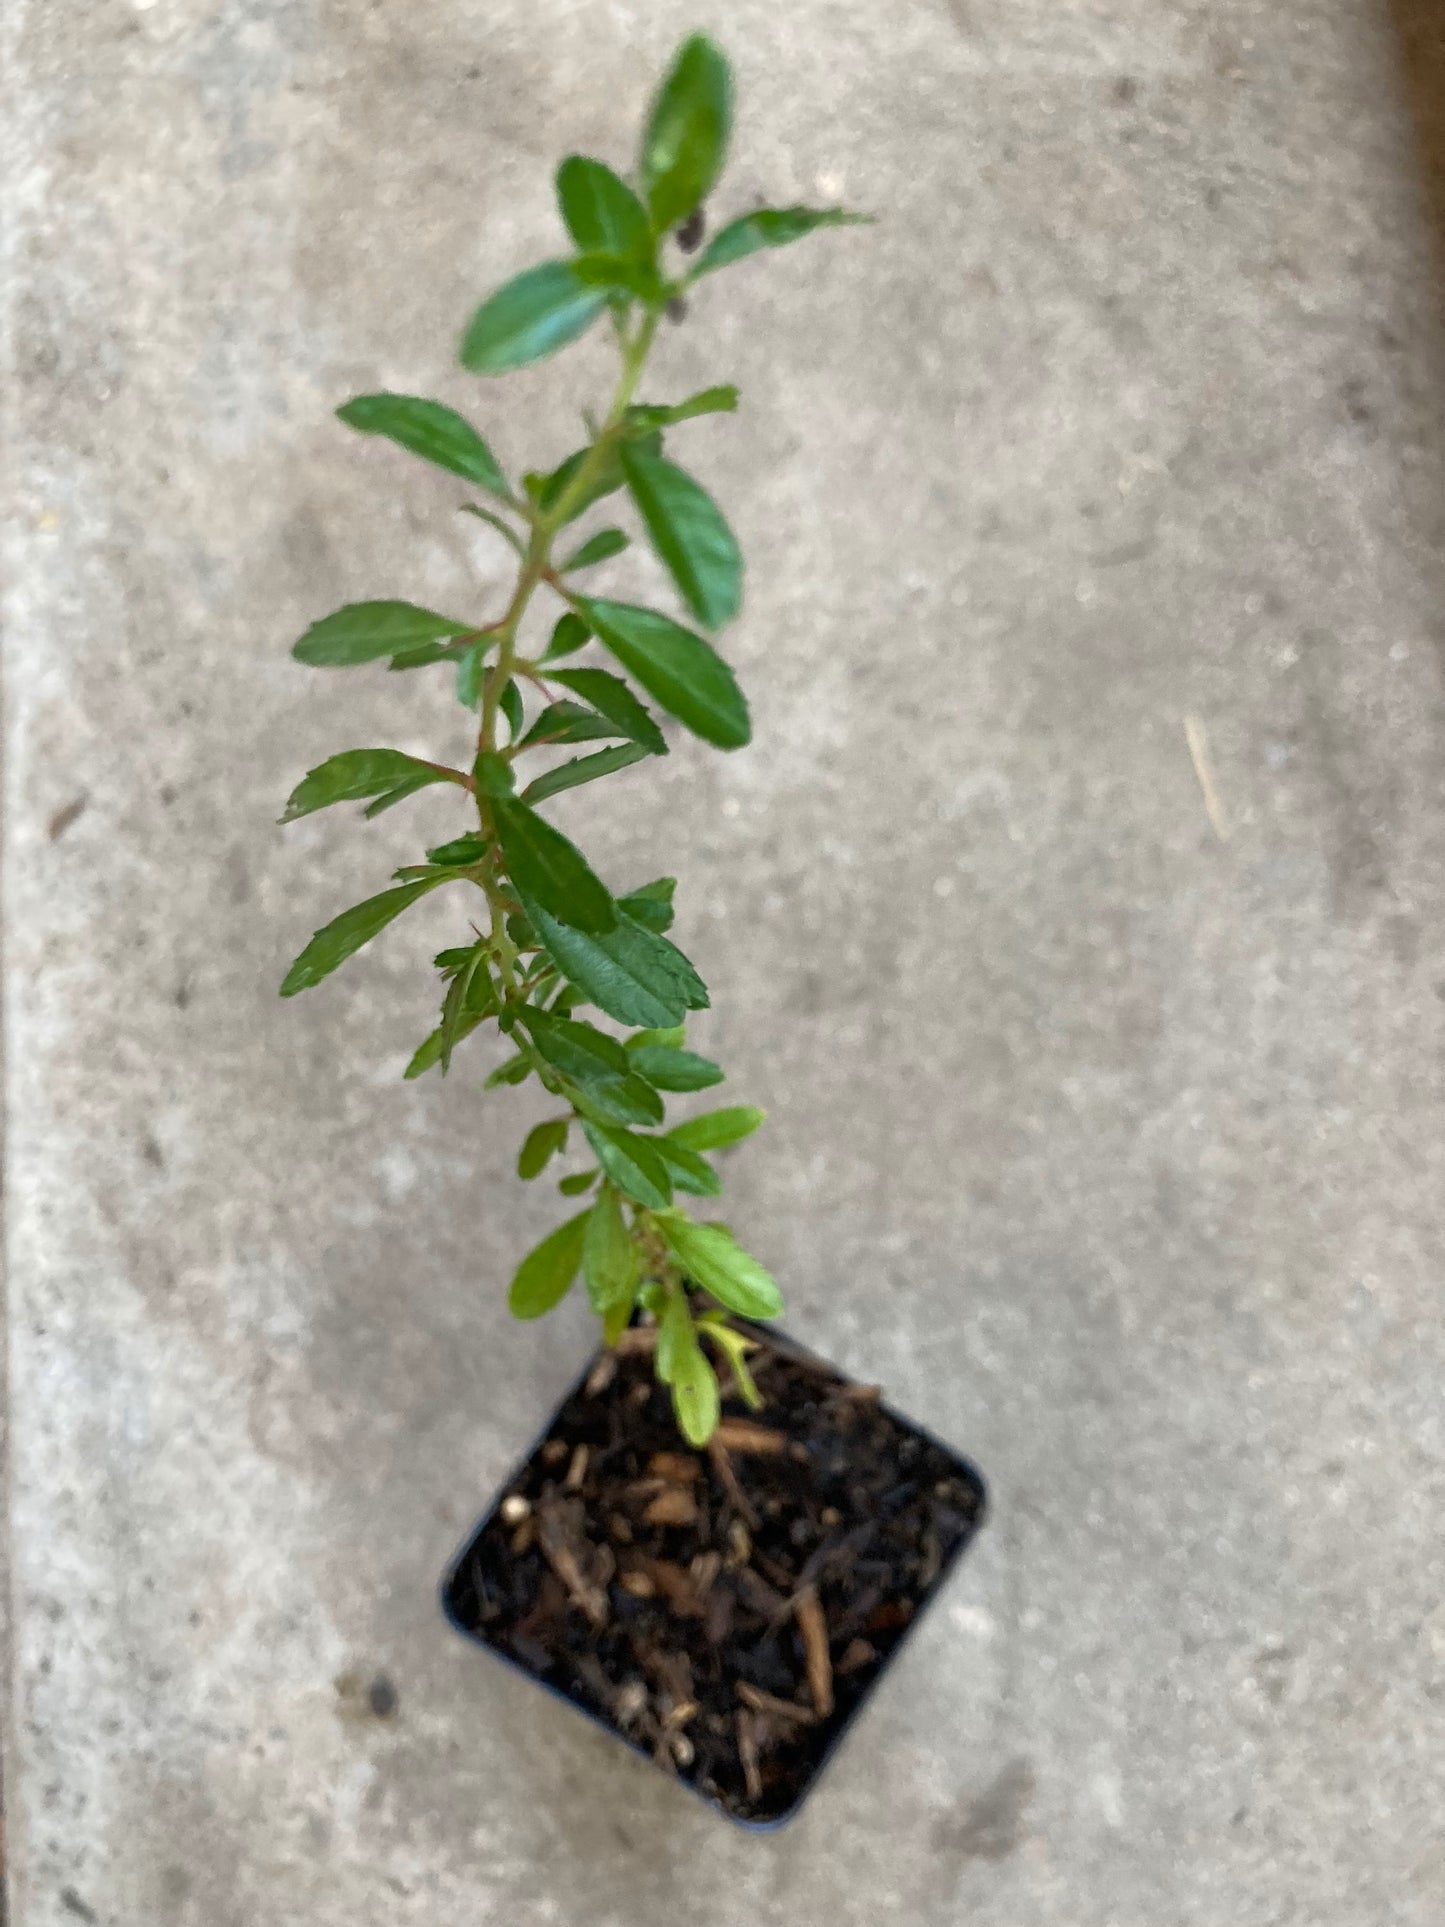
left=442, top=1323, right=987, bottom=1828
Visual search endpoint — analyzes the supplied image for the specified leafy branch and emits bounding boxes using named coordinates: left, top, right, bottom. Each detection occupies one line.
left=279, top=33, right=866, bottom=1443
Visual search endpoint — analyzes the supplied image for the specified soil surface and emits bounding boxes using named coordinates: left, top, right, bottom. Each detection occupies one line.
left=444, top=1327, right=985, bottom=1823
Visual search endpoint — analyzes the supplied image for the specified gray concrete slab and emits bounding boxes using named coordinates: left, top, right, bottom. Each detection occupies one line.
left=5, top=1, right=1445, bottom=1921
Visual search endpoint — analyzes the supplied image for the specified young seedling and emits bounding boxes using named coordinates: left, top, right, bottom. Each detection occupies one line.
left=280, top=33, right=865, bottom=1444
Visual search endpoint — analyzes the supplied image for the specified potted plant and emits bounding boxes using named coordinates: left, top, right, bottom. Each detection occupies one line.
left=280, top=32, right=986, bottom=1824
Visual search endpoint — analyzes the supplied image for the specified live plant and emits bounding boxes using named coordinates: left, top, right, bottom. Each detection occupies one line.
left=280, top=35, right=864, bottom=1445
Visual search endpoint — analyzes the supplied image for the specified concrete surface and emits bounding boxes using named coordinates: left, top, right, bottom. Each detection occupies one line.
left=5, top=2, right=1445, bottom=1922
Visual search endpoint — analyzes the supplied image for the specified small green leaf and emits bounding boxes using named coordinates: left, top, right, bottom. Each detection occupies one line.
left=364, top=772, right=448, bottom=816
left=657, top=1217, right=783, bottom=1320
left=618, top=877, right=677, bottom=933
left=280, top=749, right=463, bottom=823
left=518, top=1118, right=569, bottom=1180
left=526, top=898, right=707, bottom=1027
left=455, top=639, right=488, bottom=710
left=625, top=385, right=738, bottom=432
left=485, top=1052, right=533, bottom=1089
left=492, top=796, right=615, bottom=932
left=571, top=1075, right=664, bottom=1130
left=691, top=206, right=870, bottom=279
left=507, top=1209, right=590, bottom=1318
left=626, top=1024, right=685, bottom=1051
left=438, top=943, right=492, bottom=1072
left=659, top=1301, right=721, bottom=1444
left=543, top=612, right=592, bottom=660
left=630, top=1044, right=723, bottom=1091
left=665, top=1105, right=765, bottom=1153
left=581, top=599, right=749, bottom=749
left=518, top=700, right=615, bottom=750
left=655, top=1286, right=691, bottom=1383
left=582, top=1184, right=640, bottom=1316
left=556, top=155, right=654, bottom=260
left=336, top=393, right=508, bottom=495
left=581, top=1121, right=673, bottom=1209
left=280, top=876, right=446, bottom=996
left=294, top=602, right=474, bottom=669
left=641, top=34, right=733, bottom=233
left=697, top=1316, right=764, bottom=1408
left=425, top=831, right=489, bottom=868
left=619, top=445, right=741, bottom=629
left=558, top=1168, right=599, bottom=1197
left=521, top=743, right=650, bottom=806
left=500, top=678, right=526, bottom=743
left=547, top=666, right=667, bottom=754
left=561, top=527, right=629, bottom=572
left=473, top=750, right=516, bottom=798
left=572, top=251, right=667, bottom=304
left=461, top=503, right=526, bottom=555
left=387, top=641, right=462, bottom=672
left=654, top=1138, right=721, bottom=1196
left=460, top=261, right=608, bottom=375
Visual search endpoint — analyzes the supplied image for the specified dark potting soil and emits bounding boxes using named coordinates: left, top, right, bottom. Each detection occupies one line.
left=444, top=1327, right=985, bottom=1823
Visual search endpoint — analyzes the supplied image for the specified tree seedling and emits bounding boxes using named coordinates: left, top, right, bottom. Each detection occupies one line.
left=280, top=33, right=865, bottom=1443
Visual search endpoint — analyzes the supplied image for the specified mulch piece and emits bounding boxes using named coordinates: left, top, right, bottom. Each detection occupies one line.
left=445, top=1330, right=984, bottom=1823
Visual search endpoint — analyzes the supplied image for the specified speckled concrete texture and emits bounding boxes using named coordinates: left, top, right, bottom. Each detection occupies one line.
left=5, top=3, right=1445, bottom=1922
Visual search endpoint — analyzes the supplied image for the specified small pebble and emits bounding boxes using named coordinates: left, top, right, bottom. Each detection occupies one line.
left=500, top=1494, right=531, bottom=1524
left=541, top=1440, right=568, bottom=1466
left=670, top=1732, right=695, bottom=1768
left=821, top=1506, right=842, bottom=1527
left=615, top=1679, right=648, bottom=1723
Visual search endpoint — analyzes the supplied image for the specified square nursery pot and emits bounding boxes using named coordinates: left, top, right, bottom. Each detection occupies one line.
left=442, top=1319, right=987, bottom=1828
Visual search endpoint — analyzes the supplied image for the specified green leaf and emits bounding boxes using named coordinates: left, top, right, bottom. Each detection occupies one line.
left=558, top=1168, right=599, bottom=1197
left=581, top=1121, right=673, bottom=1209
left=485, top=1052, right=533, bottom=1089
left=556, top=155, right=654, bottom=260
left=547, top=666, right=667, bottom=754
left=519, top=701, right=620, bottom=750
left=518, top=1118, right=569, bottom=1180
left=500, top=678, right=526, bottom=743
left=491, top=796, right=615, bottom=933
left=280, top=749, right=463, bottom=823
left=526, top=898, right=707, bottom=1027
left=460, top=261, right=608, bottom=375
left=580, top=599, right=749, bottom=749
left=656, top=1297, right=720, bottom=1443
left=363, top=772, right=447, bottom=816
left=561, top=527, right=629, bottom=572
left=626, top=1024, right=685, bottom=1051
left=625, top=385, right=738, bottom=432
left=691, top=206, right=870, bottom=279
left=473, top=750, right=516, bottom=798
left=336, top=393, right=508, bottom=495
left=641, top=34, right=732, bottom=233
left=425, top=831, right=489, bottom=868
left=280, top=876, right=446, bottom=996
left=438, top=943, right=493, bottom=1072
left=521, top=743, right=650, bottom=806
left=654, top=1138, right=721, bottom=1197
left=524, top=1011, right=663, bottom=1127
left=657, top=1217, right=783, bottom=1320
left=455, top=640, right=487, bottom=709
left=582, top=1185, right=640, bottom=1317
left=543, top=612, right=592, bottom=660
left=619, top=445, right=741, bottom=629
left=666, top=1105, right=765, bottom=1153
left=629, top=1044, right=723, bottom=1091
left=507, top=1209, right=590, bottom=1319
left=294, top=602, right=474, bottom=669
left=573, top=251, right=667, bottom=305
left=460, top=503, right=526, bottom=555
left=618, top=877, right=676, bottom=933
left=387, top=641, right=462, bottom=672
left=697, top=1315, right=763, bottom=1408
